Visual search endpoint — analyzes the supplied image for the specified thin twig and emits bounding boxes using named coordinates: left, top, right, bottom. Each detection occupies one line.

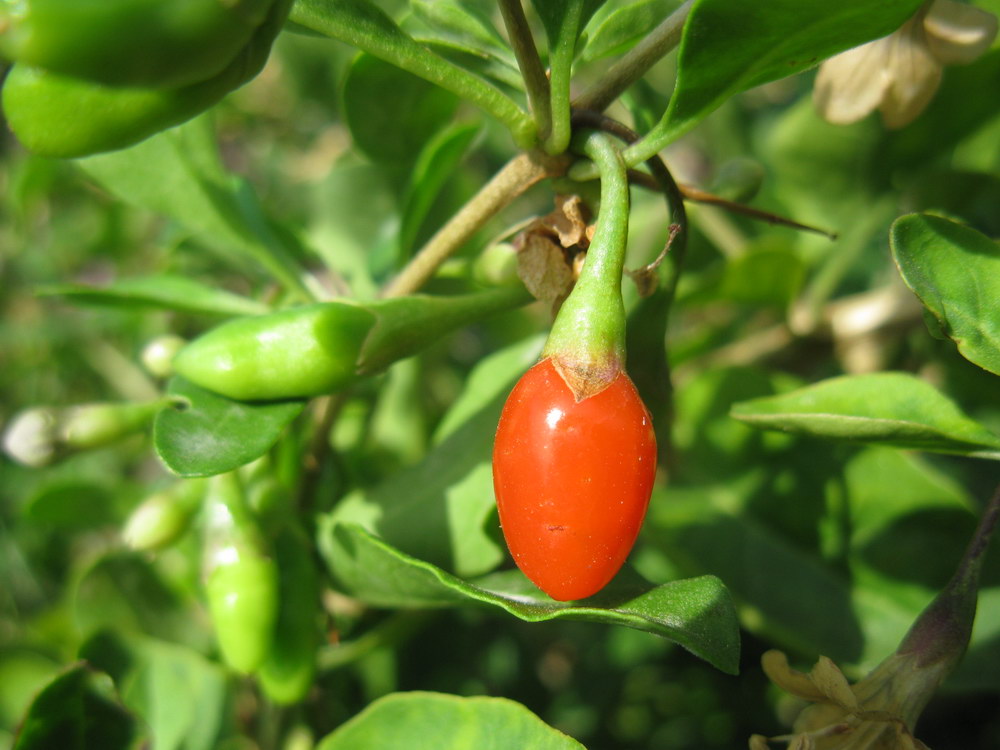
left=381, top=151, right=569, bottom=298
left=626, top=169, right=838, bottom=239
left=572, top=0, right=693, bottom=113
left=498, top=0, right=552, bottom=142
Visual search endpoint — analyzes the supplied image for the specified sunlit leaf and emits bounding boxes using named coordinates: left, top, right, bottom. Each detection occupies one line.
left=154, top=377, right=305, bottom=477
left=731, top=372, right=1000, bottom=458
left=319, top=524, right=740, bottom=674
left=317, top=692, right=585, bottom=750
left=891, top=212, right=1000, bottom=376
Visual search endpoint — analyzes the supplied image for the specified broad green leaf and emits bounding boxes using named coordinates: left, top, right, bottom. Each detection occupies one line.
left=39, top=275, right=269, bottom=317
left=154, top=377, right=305, bottom=477
left=318, top=524, right=740, bottom=674
left=410, top=0, right=514, bottom=65
left=0, top=652, right=60, bottom=731
left=325, top=336, right=542, bottom=578
left=123, top=639, right=226, bottom=750
left=731, top=372, right=1000, bottom=459
left=290, top=0, right=533, bottom=143
left=582, top=0, right=681, bottom=61
left=626, top=0, right=924, bottom=164
left=397, top=121, right=480, bottom=259
left=79, top=631, right=226, bottom=750
left=13, top=664, right=139, bottom=750
left=317, top=692, right=585, bottom=750
left=77, top=122, right=311, bottom=298
left=343, top=53, right=459, bottom=164
left=891, top=213, right=1000, bottom=376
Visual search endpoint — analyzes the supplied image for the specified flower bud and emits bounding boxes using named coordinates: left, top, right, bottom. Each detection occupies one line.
left=141, top=335, right=187, bottom=379
left=2, top=407, right=59, bottom=467
left=123, top=480, right=206, bottom=552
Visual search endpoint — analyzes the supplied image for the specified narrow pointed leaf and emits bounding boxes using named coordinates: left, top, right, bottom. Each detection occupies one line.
left=891, top=212, right=1000, bottom=376
left=318, top=523, right=740, bottom=674
left=154, top=377, right=305, bottom=477
left=732, top=372, right=1000, bottom=458
left=39, top=275, right=269, bottom=316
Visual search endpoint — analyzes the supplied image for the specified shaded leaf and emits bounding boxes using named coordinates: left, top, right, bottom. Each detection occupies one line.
left=78, top=121, right=310, bottom=297
left=891, top=212, right=1000, bottom=376
left=398, top=121, right=480, bottom=259
left=319, top=524, right=740, bottom=674
left=40, top=275, right=269, bottom=317
left=317, top=691, right=585, bottom=750
left=410, top=0, right=514, bottom=65
left=582, top=0, right=681, bottom=61
left=731, top=372, right=1000, bottom=458
left=343, top=53, right=459, bottom=164
left=13, top=664, right=138, bottom=750
left=154, top=377, right=305, bottom=477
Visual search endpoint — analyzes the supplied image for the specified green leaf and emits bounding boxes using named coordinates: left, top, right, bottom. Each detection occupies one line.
left=72, top=553, right=196, bottom=645
left=644, top=485, right=865, bottom=661
left=125, top=643, right=226, bottom=750
left=891, top=213, right=1000, bottom=376
left=582, top=0, right=681, bottom=61
left=731, top=372, right=1000, bottom=458
left=343, top=53, right=459, bottom=164
left=39, top=275, right=270, bottom=316
left=410, top=0, right=515, bottom=66
left=319, top=524, right=740, bottom=674
left=13, top=664, right=139, bottom=750
left=625, top=0, right=924, bottom=164
left=317, top=691, right=586, bottom=750
left=325, top=335, right=542, bottom=578
left=397, top=121, right=480, bottom=259
left=80, top=632, right=227, bottom=750
left=289, top=0, right=534, bottom=144
left=154, top=377, right=305, bottom=477
left=77, top=121, right=311, bottom=298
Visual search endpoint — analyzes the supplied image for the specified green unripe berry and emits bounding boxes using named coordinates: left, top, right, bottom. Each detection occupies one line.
left=123, top=480, right=206, bottom=552
left=256, top=526, right=319, bottom=704
left=0, top=0, right=273, bottom=89
left=202, top=473, right=278, bottom=673
left=1, top=0, right=292, bottom=157
left=174, top=303, right=377, bottom=401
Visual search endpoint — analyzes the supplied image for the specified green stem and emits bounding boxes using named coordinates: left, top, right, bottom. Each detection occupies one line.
left=542, top=0, right=588, bottom=155
left=381, top=151, right=568, bottom=297
left=543, top=131, right=630, bottom=397
left=572, top=0, right=692, bottom=114
left=498, top=0, right=551, bottom=145
left=289, top=0, right=535, bottom=146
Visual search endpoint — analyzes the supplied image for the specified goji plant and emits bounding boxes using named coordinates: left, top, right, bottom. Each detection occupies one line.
left=3, top=1, right=1000, bottom=748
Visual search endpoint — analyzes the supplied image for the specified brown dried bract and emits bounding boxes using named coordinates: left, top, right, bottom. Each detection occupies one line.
left=514, top=195, right=593, bottom=313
